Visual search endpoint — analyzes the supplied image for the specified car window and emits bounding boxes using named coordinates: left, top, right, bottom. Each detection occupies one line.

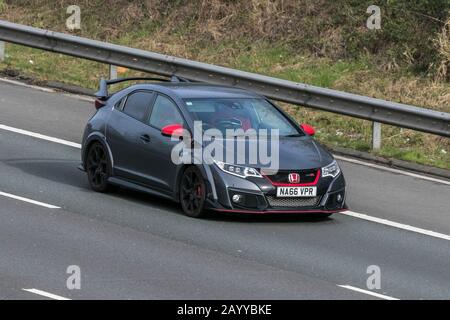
left=122, top=91, right=153, bottom=121
left=184, top=98, right=301, bottom=136
left=149, top=95, right=184, bottom=129
left=252, top=100, right=297, bottom=133
left=114, top=96, right=126, bottom=111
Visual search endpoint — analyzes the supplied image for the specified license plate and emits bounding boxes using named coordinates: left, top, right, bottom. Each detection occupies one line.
left=276, top=186, right=317, bottom=197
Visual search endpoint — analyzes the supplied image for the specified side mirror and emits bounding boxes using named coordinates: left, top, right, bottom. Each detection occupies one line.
left=161, top=124, right=184, bottom=137
left=300, top=124, right=315, bottom=136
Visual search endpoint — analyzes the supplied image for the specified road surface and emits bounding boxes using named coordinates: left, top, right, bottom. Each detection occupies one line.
left=0, top=79, right=449, bottom=300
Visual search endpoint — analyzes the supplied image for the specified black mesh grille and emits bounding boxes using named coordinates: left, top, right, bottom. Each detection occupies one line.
left=266, top=169, right=319, bottom=184
left=266, top=196, right=321, bottom=208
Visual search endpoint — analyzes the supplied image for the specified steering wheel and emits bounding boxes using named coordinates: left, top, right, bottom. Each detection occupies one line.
left=214, top=118, right=243, bottom=130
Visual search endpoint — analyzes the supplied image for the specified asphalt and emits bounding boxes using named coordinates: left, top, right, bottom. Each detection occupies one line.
left=0, top=80, right=449, bottom=299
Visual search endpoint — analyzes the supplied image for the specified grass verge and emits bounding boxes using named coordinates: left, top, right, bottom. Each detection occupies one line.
left=0, top=40, right=448, bottom=170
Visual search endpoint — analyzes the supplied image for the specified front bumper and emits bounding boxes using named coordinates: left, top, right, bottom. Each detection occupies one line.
left=206, top=165, right=347, bottom=214
left=211, top=207, right=347, bottom=214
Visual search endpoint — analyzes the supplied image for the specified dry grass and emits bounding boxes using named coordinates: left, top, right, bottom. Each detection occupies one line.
left=335, top=70, right=450, bottom=113
left=434, top=16, right=450, bottom=82
left=0, top=0, right=448, bottom=169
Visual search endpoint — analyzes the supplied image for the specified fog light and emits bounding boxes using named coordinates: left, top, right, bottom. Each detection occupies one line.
left=232, top=194, right=243, bottom=203
left=336, top=193, right=343, bottom=203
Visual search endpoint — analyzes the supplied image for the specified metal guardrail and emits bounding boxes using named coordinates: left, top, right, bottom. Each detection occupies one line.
left=0, top=20, right=449, bottom=143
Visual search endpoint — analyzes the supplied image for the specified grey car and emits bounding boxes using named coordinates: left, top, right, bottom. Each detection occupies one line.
left=80, top=77, right=347, bottom=218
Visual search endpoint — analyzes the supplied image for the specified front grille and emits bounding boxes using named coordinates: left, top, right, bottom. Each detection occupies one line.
left=266, top=196, right=321, bottom=208
left=265, top=168, right=319, bottom=184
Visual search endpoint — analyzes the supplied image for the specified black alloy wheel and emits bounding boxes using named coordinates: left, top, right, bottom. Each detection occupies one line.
left=86, top=142, right=111, bottom=192
left=179, top=166, right=206, bottom=218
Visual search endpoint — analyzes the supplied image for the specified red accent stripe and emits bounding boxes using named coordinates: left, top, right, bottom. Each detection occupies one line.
left=211, top=208, right=346, bottom=215
left=263, top=169, right=321, bottom=187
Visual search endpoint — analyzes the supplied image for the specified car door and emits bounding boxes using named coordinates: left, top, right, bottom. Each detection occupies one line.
left=140, top=93, right=186, bottom=192
left=106, top=90, right=156, bottom=185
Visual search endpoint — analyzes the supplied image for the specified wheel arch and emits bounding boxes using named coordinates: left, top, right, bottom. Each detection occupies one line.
left=173, top=163, right=217, bottom=203
left=82, top=132, right=114, bottom=174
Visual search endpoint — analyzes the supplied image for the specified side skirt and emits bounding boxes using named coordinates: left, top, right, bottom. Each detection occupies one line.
left=108, top=177, right=176, bottom=202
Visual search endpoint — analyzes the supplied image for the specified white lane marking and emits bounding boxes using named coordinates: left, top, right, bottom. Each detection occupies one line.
left=1, top=114, right=448, bottom=186
left=1, top=123, right=450, bottom=241
left=0, top=77, right=55, bottom=93
left=0, top=191, right=60, bottom=209
left=338, top=285, right=399, bottom=300
left=342, top=210, right=450, bottom=241
left=0, top=124, right=81, bottom=149
left=334, top=155, right=450, bottom=186
left=1, top=77, right=449, bottom=184
left=0, top=77, right=94, bottom=102
left=22, top=288, right=70, bottom=300
left=63, top=93, right=94, bottom=102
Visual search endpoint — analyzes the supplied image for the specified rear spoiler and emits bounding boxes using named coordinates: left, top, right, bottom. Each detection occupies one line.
left=94, top=75, right=190, bottom=100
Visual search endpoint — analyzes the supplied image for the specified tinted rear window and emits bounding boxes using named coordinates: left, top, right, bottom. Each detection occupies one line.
left=122, top=91, right=153, bottom=122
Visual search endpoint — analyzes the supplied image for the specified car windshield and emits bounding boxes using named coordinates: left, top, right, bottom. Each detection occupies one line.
left=183, top=98, right=302, bottom=137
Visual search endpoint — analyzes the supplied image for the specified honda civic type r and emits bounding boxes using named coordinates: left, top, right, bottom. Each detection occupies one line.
left=80, top=77, right=347, bottom=218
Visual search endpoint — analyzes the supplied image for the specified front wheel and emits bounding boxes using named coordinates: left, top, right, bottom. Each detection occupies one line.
left=86, top=142, right=112, bottom=192
left=179, top=166, right=206, bottom=218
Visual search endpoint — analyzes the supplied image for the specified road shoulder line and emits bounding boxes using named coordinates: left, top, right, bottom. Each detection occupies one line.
left=22, top=288, right=70, bottom=300
left=342, top=210, right=450, bottom=241
left=334, top=155, right=450, bottom=186
left=1, top=122, right=450, bottom=242
left=338, top=285, right=399, bottom=300
left=0, top=191, right=60, bottom=209
left=0, top=122, right=448, bottom=185
left=0, top=124, right=81, bottom=149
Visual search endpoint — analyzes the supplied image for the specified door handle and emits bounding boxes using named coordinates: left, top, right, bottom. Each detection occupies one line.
left=139, top=134, right=151, bottom=143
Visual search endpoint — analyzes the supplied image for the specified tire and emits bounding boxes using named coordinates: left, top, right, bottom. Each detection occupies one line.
left=86, top=142, right=112, bottom=192
left=179, top=166, right=206, bottom=218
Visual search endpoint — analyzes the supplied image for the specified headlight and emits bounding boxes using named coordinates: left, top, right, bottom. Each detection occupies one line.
left=322, top=160, right=340, bottom=178
left=214, top=160, right=262, bottom=178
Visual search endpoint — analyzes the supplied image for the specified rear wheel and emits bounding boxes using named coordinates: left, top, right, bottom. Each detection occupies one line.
left=179, top=166, right=206, bottom=218
left=86, top=142, right=112, bottom=192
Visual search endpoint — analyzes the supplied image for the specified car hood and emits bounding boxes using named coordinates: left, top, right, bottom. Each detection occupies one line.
left=203, top=136, right=334, bottom=170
